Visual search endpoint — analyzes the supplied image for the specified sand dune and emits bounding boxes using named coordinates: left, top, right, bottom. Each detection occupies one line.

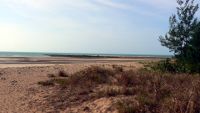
left=0, top=57, right=144, bottom=113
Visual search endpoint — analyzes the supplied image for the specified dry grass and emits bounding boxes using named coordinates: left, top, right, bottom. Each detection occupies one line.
left=58, top=70, right=69, bottom=77
left=38, top=66, right=200, bottom=113
left=38, top=80, right=55, bottom=86
left=47, top=74, right=56, bottom=78
left=54, top=66, right=114, bottom=88
left=115, top=100, right=139, bottom=113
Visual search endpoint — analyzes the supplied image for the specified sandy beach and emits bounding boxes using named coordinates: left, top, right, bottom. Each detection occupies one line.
left=1, top=0, right=199, bottom=112
left=0, top=56, right=149, bottom=113
left=1, top=57, right=199, bottom=113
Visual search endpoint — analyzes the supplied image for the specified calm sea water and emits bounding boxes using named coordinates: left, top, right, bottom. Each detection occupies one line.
left=0, top=52, right=48, bottom=57
left=0, top=52, right=171, bottom=58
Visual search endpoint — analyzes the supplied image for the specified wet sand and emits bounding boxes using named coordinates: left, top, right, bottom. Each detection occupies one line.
left=0, top=56, right=160, bottom=65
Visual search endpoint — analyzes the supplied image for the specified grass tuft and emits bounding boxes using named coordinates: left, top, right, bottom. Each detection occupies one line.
left=58, top=71, right=69, bottom=77
left=115, top=100, right=138, bottom=113
left=38, top=80, right=55, bottom=86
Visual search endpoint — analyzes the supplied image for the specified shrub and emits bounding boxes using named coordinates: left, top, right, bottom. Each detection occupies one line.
left=112, top=65, right=124, bottom=73
left=58, top=71, right=68, bottom=77
left=150, top=58, right=200, bottom=73
left=115, top=100, right=139, bottom=113
left=53, top=78, right=68, bottom=86
left=38, top=80, right=54, bottom=86
left=48, top=74, right=56, bottom=78
left=66, top=66, right=114, bottom=87
left=150, top=59, right=178, bottom=73
left=38, top=66, right=200, bottom=112
left=116, top=70, right=141, bottom=87
left=98, top=86, right=123, bottom=97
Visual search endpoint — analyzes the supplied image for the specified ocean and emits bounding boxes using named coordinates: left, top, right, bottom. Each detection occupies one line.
left=0, top=52, right=48, bottom=57
left=0, top=52, right=171, bottom=58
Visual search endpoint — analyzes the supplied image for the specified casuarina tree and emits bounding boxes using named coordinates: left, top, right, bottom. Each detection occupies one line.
left=159, top=0, right=200, bottom=72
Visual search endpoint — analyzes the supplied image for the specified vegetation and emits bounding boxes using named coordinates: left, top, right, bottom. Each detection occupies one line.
left=159, top=0, right=200, bottom=73
left=38, top=80, right=55, bottom=86
left=38, top=66, right=200, bottom=112
left=115, top=100, right=138, bottom=113
left=58, top=70, right=69, bottom=77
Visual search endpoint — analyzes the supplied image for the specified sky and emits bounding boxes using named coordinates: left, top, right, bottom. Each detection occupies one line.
left=0, top=0, right=198, bottom=55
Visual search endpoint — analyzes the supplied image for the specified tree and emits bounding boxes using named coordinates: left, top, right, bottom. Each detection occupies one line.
left=186, top=22, right=200, bottom=62
left=159, top=0, right=200, bottom=73
left=187, top=22, right=200, bottom=72
left=159, top=0, right=199, bottom=59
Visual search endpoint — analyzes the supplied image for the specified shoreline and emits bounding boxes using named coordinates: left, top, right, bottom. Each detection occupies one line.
left=0, top=56, right=162, bottom=65
left=45, top=54, right=170, bottom=58
left=0, top=52, right=171, bottom=59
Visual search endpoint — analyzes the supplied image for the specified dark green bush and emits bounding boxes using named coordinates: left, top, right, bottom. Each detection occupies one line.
left=151, top=58, right=200, bottom=73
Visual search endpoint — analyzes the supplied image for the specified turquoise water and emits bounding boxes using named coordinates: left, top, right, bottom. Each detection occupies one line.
left=0, top=52, right=171, bottom=58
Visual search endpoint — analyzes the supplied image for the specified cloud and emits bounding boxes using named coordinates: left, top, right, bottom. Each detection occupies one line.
left=137, top=0, right=176, bottom=9
left=0, top=0, right=178, bottom=20
left=0, top=0, right=180, bottom=29
left=2, top=0, right=100, bottom=11
left=3, top=0, right=54, bottom=10
left=95, top=0, right=132, bottom=10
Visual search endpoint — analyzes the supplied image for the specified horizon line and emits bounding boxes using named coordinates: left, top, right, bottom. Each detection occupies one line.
left=0, top=51, right=172, bottom=56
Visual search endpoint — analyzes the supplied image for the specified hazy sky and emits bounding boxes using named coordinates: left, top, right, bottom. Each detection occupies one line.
left=0, top=0, right=198, bottom=55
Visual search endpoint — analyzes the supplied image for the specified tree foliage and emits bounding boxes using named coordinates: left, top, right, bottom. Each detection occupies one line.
left=159, top=0, right=200, bottom=73
left=159, top=0, right=199, bottom=56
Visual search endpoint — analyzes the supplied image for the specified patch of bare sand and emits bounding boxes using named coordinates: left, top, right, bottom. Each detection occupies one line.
left=0, top=62, right=142, bottom=113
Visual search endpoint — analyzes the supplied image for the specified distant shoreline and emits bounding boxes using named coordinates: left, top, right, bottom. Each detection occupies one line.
left=0, top=52, right=171, bottom=59
left=45, top=54, right=171, bottom=59
left=44, top=54, right=172, bottom=59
